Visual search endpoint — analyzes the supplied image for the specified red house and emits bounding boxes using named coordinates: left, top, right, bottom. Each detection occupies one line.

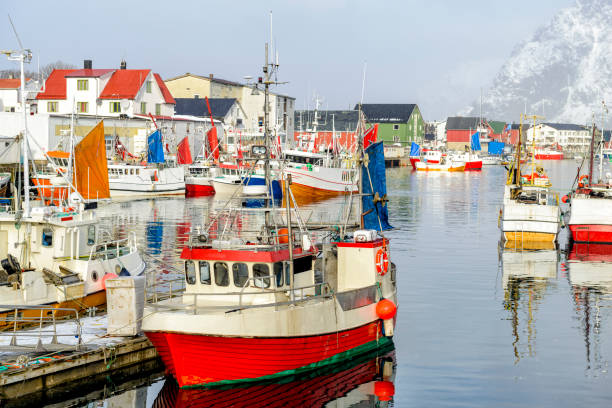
left=446, top=117, right=482, bottom=151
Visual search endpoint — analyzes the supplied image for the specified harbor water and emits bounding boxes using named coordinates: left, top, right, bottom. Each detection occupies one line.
left=42, top=160, right=612, bottom=407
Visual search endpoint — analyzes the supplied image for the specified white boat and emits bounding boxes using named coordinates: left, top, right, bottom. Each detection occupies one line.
left=210, top=163, right=243, bottom=196
left=283, top=149, right=358, bottom=204
left=108, top=163, right=185, bottom=197
left=500, top=116, right=561, bottom=243
left=481, top=155, right=502, bottom=165
left=185, top=163, right=215, bottom=197
left=415, top=155, right=465, bottom=172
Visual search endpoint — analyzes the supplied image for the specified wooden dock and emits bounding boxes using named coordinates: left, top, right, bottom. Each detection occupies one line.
left=0, top=336, right=160, bottom=402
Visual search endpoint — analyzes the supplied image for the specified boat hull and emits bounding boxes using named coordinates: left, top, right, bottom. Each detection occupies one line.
left=534, top=153, right=563, bottom=160
left=415, top=162, right=465, bottom=172
left=211, top=179, right=242, bottom=196
left=464, top=160, right=483, bottom=171
left=409, top=157, right=420, bottom=170
left=568, top=196, right=612, bottom=243
left=503, top=231, right=557, bottom=243
left=145, top=321, right=388, bottom=388
left=185, top=180, right=215, bottom=197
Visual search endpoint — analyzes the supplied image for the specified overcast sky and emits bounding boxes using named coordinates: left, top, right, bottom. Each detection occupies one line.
left=1, top=0, right=573, bottom=120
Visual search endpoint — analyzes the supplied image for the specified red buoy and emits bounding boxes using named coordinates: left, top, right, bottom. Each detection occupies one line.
left=101, top=273, right=119, bottom=289
left=376, top=299, right=397, bottom=320
left=374, top=381, right=395, bottom=401
left=562, top=195, right=570, bottom=203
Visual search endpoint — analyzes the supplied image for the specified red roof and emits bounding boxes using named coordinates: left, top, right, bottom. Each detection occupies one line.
left=154, top=73, right=176, bottom=104
left=0, top=78, right=24, bottom=89
left=99, top=69, right=151, bottom=100
left=65, top=69, right=115, bottom=78
left=36, top=69, right=76, bottom=100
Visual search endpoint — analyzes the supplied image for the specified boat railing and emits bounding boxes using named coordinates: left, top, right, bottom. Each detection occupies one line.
left=0, top=305, right=83, bottom=352
left=146, top=280, right=333, bottom=314
left=146, top=277, right=186, bottom=303
left=89, top=231, right=138, bottom=261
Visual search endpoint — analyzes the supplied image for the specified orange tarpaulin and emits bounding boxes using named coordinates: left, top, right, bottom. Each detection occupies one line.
left=74, top=121, right=110, bottom=200
left=177, top=136, right=192, bottom=165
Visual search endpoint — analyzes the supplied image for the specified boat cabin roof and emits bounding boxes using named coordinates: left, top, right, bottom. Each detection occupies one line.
left=181, top=246, right=311, bottom=263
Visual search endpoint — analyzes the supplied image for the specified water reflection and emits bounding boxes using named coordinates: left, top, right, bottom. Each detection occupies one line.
left=150, top=349, right=396, bottom=408
left=500, top=240, right=559, bottom=363
left=567, top=243, right=612, bottom=374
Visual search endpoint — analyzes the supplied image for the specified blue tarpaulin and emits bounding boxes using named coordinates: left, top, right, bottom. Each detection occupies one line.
left=147, top=130, right=165, bottom=163
left=410, top=142, right=421, bottom=157
left=362, top=141, right=393, bottom=231
left=488, top=141, right=505, bottom=155
left=470, top=132, right=481, bottom=151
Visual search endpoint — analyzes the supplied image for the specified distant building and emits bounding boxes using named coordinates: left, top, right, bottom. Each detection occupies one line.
left=36, top=60, right=175, bottom=117
left=445, top=117, right=485, bottom=151
left=524, top=123, right=590, bottom=153
left=0, top=78, right=24, bottom=113
left=293, top=109, right=359, bottom=151
left=164, top=73, right=295, bottom=143
left=355, top=104, right=425, bottom=146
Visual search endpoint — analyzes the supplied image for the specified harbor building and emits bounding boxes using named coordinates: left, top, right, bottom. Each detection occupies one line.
left=446, top=116, right=487, bottom=151
left=164, top=73, right=295, bottom=144
left=523, top=123, right=591, bottom=154
left=36, top=60, right=175, bottom=117
left=292, top=109, right=359, bottom=151
left=356, top=104, right=425, bottom=146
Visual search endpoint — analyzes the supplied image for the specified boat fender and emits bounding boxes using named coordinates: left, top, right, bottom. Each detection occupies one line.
left=578, top=174, right=589, bottom=188
left=562, top=195, right=570, bottom=204
left=374, top=381, right=395, bottom=401
left=101, top=272, right=118, bottom=289
left=375, top=249, right=389, bottom=275
left=376, top=299, right=397, bottom=320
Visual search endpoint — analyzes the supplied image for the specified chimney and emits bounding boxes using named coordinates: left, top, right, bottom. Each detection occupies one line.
left=120, top=60, right=127, bottom=70
left=209, top=73, right=213, bottom=79
left=84, top=59, right=92, bottom=69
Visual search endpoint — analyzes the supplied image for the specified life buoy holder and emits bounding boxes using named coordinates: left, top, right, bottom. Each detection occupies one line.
left=376, top=249, right=389, bottom=275
left=578, top=174, right=589, bottom=188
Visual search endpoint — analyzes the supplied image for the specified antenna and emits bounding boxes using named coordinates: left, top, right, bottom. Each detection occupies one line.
left=8, top=15, right=24, bottom=50
left=360, top=61, right=367, bottom=106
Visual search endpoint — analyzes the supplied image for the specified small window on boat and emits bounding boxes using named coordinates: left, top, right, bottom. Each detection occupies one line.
left=214, top=262, right=229, bottom=287
left=136, top=169, right=140, bottom=175
left=185, top=260, right=196, bottom=285
left=232, top=263, right=249, bottom=288
left=199, top=261, right=211, bottom=285
left=253, top=264, right=270, bottom=288
left=274, top=262, right=283, bottom=287
left=294, top=256, right=312, bottom=274
left=42, top=228, right=53, bottom=247
left=285, top=262, right=291, bottom=286
left=87, top=225, right=96, bottom=245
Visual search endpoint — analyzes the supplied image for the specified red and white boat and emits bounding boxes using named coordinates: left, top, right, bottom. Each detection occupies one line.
left=568, top=126, right=612, bottom=243
left=534, top=148, right=563, bottom=160
left=409, top=149, right=442, bottom=170
left=448, top=152, right=482, bottom=171
left=185, top=164, right=215, bottom=197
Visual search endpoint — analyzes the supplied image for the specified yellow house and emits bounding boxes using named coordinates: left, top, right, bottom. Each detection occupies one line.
left=164, top=73, right=243, bottom=99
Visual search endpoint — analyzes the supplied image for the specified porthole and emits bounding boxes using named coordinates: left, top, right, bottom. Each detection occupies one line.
left=92, top=271, right=98, bottom=282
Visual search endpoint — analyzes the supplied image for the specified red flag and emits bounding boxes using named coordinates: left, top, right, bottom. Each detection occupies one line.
left=207, top=127, right=220, bottom=161
left=177, top=136, right=192, bottom=165
left=363, top=124, right=378, bottom=149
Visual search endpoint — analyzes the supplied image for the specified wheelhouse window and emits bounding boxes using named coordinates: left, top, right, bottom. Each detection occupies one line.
left=232, top=263, right=249, bottom=287
left=253, top=264, right=270, bottom=288
left=274, top=262, right=283, bottom=287
left=199, top=261, right=211, bottom=285
left=42, top=228, right=53, bottom=247
left=87, top=225, right=96, bottom=245
left=214, top=262, right=229, bottom=286
left=185, top=260, right=196, bottom=285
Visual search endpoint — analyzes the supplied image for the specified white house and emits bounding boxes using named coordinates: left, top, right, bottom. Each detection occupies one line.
left=36, top=60, right=175, bottom=117
left=525, top=123, right=591, bottom=153
left=0, top=78, right=23, bottom=112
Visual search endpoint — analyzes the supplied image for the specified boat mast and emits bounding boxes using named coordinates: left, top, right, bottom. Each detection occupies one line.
left=588, top=121, right=596, bottom=187
left=600, top=101, right=607, bottom=184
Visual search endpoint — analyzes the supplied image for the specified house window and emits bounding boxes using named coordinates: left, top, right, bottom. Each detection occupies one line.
left=393, top=124, right=400, bottom=131
left=47, top=101, right=58, bottom=113
left=77, top=79, right=88, bottom=91
left=146, top=81, right=152, bottom=93
left=155, top=103, right=161, bottom=115
left=78, top=102, right=88, bottom=113
left=141, top=102, right=147, bottom=114
left=110, top=102, right=121, bottom=113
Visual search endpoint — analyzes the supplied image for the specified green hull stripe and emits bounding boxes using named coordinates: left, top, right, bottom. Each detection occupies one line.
left=182, top=336, right=394, bottom=389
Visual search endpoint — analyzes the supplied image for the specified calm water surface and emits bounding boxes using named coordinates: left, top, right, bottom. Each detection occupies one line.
left=65, top=160, right=612, bottom=407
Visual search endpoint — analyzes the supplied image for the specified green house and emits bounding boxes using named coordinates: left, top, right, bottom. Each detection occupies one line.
left=355, top=103, right=425, bottom=146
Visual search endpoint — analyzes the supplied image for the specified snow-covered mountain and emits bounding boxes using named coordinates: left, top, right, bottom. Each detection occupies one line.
left=465, top=0, right=612, bottom=124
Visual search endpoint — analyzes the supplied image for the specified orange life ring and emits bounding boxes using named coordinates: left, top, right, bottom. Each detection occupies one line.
left=376, top=249, right=389, bottom=275
left=578, top=174, right=589, bottom=188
